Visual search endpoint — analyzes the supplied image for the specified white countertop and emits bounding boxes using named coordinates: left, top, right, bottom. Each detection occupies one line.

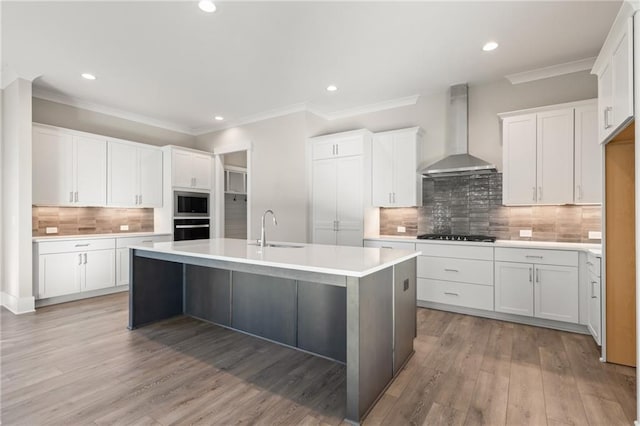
left=130, top=238, right=421, bottom=278
left=33, top=232, right=171, bottom=242
left=364, top=235, right=601, bottom=252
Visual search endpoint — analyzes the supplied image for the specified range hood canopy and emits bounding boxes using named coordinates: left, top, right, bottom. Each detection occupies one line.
left=421, top=84, right=497, bottom=177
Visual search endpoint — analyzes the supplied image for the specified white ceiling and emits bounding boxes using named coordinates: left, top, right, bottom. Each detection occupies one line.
left=2, top=1, right=620, bottom=135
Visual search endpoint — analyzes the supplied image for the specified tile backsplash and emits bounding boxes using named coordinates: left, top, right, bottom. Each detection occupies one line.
left=32, top=206, right=154, bottom=236
left=380, top=173, right=601, bottom=243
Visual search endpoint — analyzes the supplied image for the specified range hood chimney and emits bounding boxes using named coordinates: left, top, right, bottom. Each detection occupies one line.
left=421, top=84, right=497, bottom=177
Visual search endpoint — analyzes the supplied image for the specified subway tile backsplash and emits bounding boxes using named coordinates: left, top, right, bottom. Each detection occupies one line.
left=380, top=173, right=601, bottom=243
left=32, top=206, right=154, bottom=236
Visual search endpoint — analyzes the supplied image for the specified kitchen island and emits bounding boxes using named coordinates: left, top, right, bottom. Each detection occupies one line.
left=128, top=238, right=420, bottom=423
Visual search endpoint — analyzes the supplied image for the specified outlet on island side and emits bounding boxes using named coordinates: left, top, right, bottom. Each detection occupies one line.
left=519, top=229, right=532, bottom=238
left=397, top=226, right=406, bottom=233
left=120, top=225, right=129, bottom=231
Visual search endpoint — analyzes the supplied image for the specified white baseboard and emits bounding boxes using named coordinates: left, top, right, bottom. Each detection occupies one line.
left=35, top=286, right=128, bottom=308
left=1, top=292, right=36, bottom=314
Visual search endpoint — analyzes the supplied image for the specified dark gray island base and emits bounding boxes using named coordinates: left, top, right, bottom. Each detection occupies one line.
left=128, top=245, right=417, bottom=424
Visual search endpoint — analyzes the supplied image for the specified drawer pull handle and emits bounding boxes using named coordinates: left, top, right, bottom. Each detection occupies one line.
left=525, top=255, right=543, bottom=259
left=586, top=261, right=594, bottom=266
left=78, top=253, right=82, bottom=265
left=591, top=280, right=598, bottom=298
left=381, top=246, right=393, bottom=249
left=444, top=268, right=459, bottom=272
left=142, top=240, right=153, bottom=243
left=444, top=292, right=459, bottom=296
left=75, top=243, right=90, bottom=247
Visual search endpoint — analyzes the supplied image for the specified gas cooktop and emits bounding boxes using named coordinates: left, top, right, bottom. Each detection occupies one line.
left=417, top=234, right=496, bottom=243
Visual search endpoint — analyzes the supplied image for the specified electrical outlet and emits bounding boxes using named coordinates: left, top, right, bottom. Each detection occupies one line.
left=588, top=231, right=602, bottom=240
left=120, top=225, right=129, bottom=231
left=519, top=229, right=532, bottom=238
left=45, top=227, right=58, bottom=234
left=397, top=226, right=406, bottom=233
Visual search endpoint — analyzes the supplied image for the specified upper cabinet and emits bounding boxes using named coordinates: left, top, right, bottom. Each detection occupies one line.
left=171, top=148, right=212, bottom=190
left=372, top=127, right=424, bottom=207
left=593, top=15, right=634, bottom=144
left=107, top=140, right=163, bottom=208
left=499, top=100, right=600, bottom=206
left=33, top=125, right=106, bottom=206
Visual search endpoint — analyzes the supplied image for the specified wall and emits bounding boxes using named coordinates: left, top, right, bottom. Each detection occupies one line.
left=32, top=207, right=154, bottom=236
left=197, top=112, right=308, bottom=242
left=2, top=78, right=35, bottom=313
left=379, top=173, right=601, bottom=244
left=32, top=98, right=197, bottom=148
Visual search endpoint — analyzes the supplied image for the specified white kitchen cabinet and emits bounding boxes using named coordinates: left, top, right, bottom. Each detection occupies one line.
left=593, top=17, right=634, bottom=143
left=586, top=253, right=602, bottom=345
left=574, top=104, right=602, bottom=204
left=172, top=148, right=212, bottom=190
left=500, top=100, right=599, bottom=206
left=107, top=141, right=163, bottom=207
left=82, top=249, right=116, bottom=291
left=115, top=235, right=171, bottom=286
left=494, top=247, right=579, bottom=324
left=37, top=252, right=82, bottom=298
left=33, top=125, right=107, bottom=206
left=372, top=127, right=423, bottom=207
left=310, top=130, right=372, bottom=247
left=363, top=240, right=416, bottom=250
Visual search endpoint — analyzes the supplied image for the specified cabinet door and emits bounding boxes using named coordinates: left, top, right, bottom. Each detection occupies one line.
left=494, top=261, right=533, bottom=316
left=312, top=159, right=337, bottom=245
left=502, top=114, right=537, bottom=205
left=311, top=139, right=337, bottom=160
left=612, top=19, right=634, bottom=132
left=138, top=146, right=163, bottom=207
left=75, top=135, right=107, bottom=206
left=534, top=264, right=579, bottom=323
left=536, top=109, right=574, bottom=204
left=107, top=141, right=138, bottom=206
left=32, top=128, right=74, bottom=205
left=574, top=104, right=601, bottom=204
left=83, top=249, right=115, bottom=291
left=192, top=154, right=212, bottom=190
left=336, top=156, right=363, bottom=247
left=598, top=61, right=614, bottom=143
left=38, top=252, right=81, bottom=298
left=372, top=133, right=394, bottom=206
left=587, top=274, right=602, bottom=345
left=393, top=131, right=418, bottom=207
left=116, top=247, right=130, bottom=286
left=172, top=150, right=193, bottom=188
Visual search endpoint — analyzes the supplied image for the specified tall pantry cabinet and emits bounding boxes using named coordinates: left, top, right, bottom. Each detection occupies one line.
left=308, top=130, right=376, bottom=247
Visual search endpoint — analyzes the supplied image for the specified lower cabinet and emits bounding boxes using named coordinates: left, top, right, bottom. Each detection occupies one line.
left=417, top=278, right=493, bottom=311
left=494, top=262, right=534, bottom=316
left=534, top=264, right=579, bottom=323
left=586, top=253, right=602, bottom=345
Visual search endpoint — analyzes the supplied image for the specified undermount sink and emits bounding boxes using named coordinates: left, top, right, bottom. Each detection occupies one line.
left=248, top=242, right=304, bottom=249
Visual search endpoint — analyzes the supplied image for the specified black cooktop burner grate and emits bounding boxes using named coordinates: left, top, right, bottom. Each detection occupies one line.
left=417, top=234, right=496, bottom=242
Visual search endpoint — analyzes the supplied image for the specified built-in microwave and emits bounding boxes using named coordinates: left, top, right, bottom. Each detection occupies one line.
left=174, top=191, right=209, bottom=217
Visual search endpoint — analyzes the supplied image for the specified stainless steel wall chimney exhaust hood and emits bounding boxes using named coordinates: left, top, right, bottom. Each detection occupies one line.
left=421, top=84, right=497, bottom=177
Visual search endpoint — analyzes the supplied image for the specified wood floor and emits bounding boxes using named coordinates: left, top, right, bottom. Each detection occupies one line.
left=1, top=293, right=635, bottom=425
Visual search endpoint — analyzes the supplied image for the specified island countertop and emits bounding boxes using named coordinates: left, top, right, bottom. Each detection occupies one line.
left=130, top=238, right=421, bottom=278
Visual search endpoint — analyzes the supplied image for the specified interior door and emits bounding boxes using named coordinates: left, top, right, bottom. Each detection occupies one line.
left=536, top=108, right=574, bottom=204
left=138, top=146, right=163, bottom=207
left=371, top=133, right=394, bottom=206
left=32, top=128, right=74, bottom=206
left=75, top=135, right=107, bottom=206
left=312, top=158, right=337, bottom=245
left=502, top=114, right=537, bottom=205
left=107, top=141, right=137, bottom=206
left=494, top=261, right=533, bottom=316
left=336, top=156, right=363, bottom=247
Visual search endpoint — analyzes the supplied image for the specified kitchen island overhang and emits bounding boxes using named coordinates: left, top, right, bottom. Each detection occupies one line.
left=128, top=239, right=420, bottom=424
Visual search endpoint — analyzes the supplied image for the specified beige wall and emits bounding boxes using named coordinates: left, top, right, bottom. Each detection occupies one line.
left=197, top=112, right=308, bottom=242
left=32, top=98, right=197, bottom=148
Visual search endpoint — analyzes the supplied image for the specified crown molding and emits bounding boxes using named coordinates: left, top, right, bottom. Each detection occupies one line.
left=317, top=94, right=420, bottom=121
left=505, top=57, right=596, bottom=85
left=32, top=87, right=196, bottom=135
left=193, top=102, right=308, bottom=136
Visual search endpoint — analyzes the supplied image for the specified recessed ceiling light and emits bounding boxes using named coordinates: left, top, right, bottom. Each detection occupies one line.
left=214, top=116, right=224, bottom=121
left=81, top=73, right=96, bottom=80
left=326, top=85, right=338, bottom=92
left=198, top=0, right=216, bottom=13
left=482, top=41, right=499, bottom=52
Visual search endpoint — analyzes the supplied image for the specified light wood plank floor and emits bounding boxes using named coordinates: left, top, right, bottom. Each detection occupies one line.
left=1, top=293, right=635, bottom=425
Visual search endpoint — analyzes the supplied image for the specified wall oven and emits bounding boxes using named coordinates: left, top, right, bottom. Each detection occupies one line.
left=173, top=218, right=210, bottom=241
left=174, top=191, right=209, bottom=217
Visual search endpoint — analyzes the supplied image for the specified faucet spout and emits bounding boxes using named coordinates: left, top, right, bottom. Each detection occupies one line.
left=260, top=210, right=278, bottom=247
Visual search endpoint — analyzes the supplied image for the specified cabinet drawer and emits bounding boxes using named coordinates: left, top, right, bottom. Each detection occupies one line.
left=417, top=278, right=493, bottom=311
left=495, top=247, right=578, bottom=266
left=415, top=242, right=493, bottom=260
left=364, top=240, right=415, bottom=250
left=417, top=256, right=493, bottom=286
left=586, top=253, right=601, bottom=277
left=116, top=235, right=171, bottom=248
left=38, top=238, right=116, bottom=254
